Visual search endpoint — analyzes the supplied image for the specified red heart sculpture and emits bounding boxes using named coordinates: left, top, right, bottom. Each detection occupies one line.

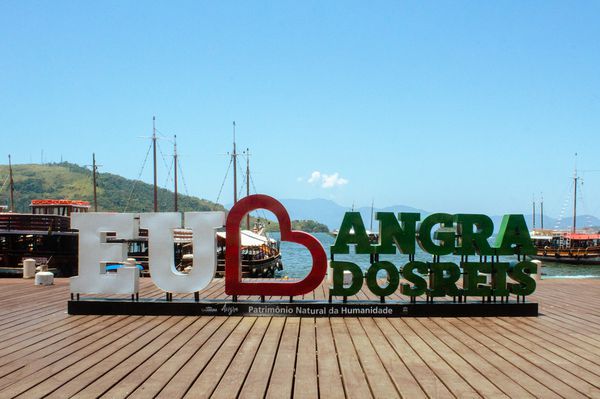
left=225, top=194, right=327, bottom=296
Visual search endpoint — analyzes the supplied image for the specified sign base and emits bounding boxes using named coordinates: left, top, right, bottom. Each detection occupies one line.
left=68, top=299, right=538, bottom=317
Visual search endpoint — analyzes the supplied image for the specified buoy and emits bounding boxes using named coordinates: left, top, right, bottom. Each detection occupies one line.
left=23, top=258, right=36, bottom=279
left=35, top=264, right=54, bottom=286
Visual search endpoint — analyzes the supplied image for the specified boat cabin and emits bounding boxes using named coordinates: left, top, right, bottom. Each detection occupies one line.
left=30, top=199, right=90, bottom=216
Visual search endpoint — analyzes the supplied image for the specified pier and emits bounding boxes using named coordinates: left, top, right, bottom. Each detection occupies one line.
left=0, top=278, right=599, bottom=398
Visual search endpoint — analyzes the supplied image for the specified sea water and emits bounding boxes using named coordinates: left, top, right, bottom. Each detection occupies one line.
left=271, top=232, right=600, bottom=279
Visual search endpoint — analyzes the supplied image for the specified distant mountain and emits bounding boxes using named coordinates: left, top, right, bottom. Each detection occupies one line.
left=520, top=214, right=600, bottom=231
left=278, top=198, right=426, bottom=230
left=0, top=162, right=225, bottom=213
left=279, top=198, right=600, bottom=233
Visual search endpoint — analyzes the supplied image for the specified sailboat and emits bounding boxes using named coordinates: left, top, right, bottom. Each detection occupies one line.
left=179, top=122, right=283, bottom=278
left=530, top=168, right=600, bottom=265
left=330, top=200, right=379, bottom=243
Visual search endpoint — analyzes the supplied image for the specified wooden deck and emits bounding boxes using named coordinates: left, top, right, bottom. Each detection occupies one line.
left=0, top=278, right=599, bottom=398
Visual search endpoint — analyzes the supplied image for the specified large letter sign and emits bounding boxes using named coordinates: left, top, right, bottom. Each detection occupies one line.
left=69, top=194, right=538, bottom=318
left=140, top=211, right=224, bottom=294
left=71, top=211, right=225, bottom=295
left=225, top=195, right=328, bottom=296
left=70, top=213, right=140, bottom=295
left=329, top=212, right=538, bottom=301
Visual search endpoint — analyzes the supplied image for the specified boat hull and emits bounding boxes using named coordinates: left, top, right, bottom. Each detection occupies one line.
left=530, top=254, right=600, bottom=265
left=216, top=254, right=283, bottom=278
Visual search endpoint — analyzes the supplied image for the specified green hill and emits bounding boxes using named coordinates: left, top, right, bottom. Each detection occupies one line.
left=0, top=162, right=330, bottom=233
left=0, top=162, right=225, bottom=213
left=265, top=219, right=329, bottom=233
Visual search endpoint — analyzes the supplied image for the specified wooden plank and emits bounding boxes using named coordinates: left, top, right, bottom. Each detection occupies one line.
left=315, top=317, right=345, bottom=399
left=359, top=318, right=427, bottom=399
left=373, top=318, right=454, bottom=398
left=404, top=317, right=510, bottom=398
left=151, top=317, right=243, bottom=398
left=183, top=317, right=257, bottom=398
left=0, top=316, right=169, bottom=397
left=17, top=316, right=186, bottom=398
left=0, top=315, right=134, bottom=386
left=293, top=318, right=319, bottom=399
left=344, top=318, right=400, bottom=398
left=46, top=316, right=198, bottom=398
left=330, top=317, right=374, bottom=399
left=88, top=317, right=213, bottom=398
left=431, top=317, right=560, bottom=398
left=126, top=317, right=226, bottom=399
left=451, top=317, right=590, bottom=398
left=389, top=319, right=481, bottom=398
left=210, top=317, right=272, bottom=399
left=265, top=317, right=300, bottom=399
left=237, top=317, right=285, bottom=398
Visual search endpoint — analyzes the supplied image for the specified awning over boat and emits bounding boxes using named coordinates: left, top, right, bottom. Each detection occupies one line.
left=563, top=233, right=600, bottom=240
left=173, top=229, right=193, bottom=243
left=216, top=230, right=276, bottom=247
left=531, top=235, right=554, bottom=241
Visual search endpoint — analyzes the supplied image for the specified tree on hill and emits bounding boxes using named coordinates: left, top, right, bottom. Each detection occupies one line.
left=0, top=162, right=225, bottom=213
left=264, top=219, right=329, bottom=233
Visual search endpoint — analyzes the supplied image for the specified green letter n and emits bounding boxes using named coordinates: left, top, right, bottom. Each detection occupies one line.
left=373, top=212, right=420, bottom=255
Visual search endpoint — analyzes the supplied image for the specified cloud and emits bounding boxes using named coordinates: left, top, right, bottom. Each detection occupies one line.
left=307, top=171, right=321, bottom=184
left=305, top=170, right=348, bottom=188
left=322, top=173, right=348, bottom=188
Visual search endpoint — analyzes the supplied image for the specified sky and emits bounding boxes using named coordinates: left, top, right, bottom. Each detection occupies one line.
left=1, top=1, right=599, bottom=218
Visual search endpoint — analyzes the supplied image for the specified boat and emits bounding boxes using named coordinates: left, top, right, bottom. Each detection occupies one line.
left=530, top=230, right=600, bottom=264
left=530, top=166, right=600, bottom=264
left=211, top=121, right=283, bottom=277
left=330, top=201, right=379, bottom=243
left=177, top=226, right=283, bottom=277
left=150, top=120, right=283, bottom=278
left=0, top=199, right=88, bottom=277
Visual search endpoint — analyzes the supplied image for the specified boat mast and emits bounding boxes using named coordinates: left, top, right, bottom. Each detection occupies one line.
left=232, top=121, right=238, bottom=204
left=532, top=195, right=535, bottom=229
left=92, top=153, right=98, bottom=212
left=8, top=155, right=14, bottom=212
left=173, top=135, right=178, bottom=212
left=540, top=194, right=544, bottom=229
left=573, top=169, right=578, bottom=234
left=246, top=148, right=250, bottom=229
left=153, top=116, right=158, bottom=212
left=370, top=199, right=374, bottom=232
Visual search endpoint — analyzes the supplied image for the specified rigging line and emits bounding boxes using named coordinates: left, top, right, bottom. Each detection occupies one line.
left=216, top=157, right=233, bottom=204
left=156, top=141, right=173, bottom=185
left=249, top=170, right=269, bottom=222
left=577, top=179, right=593, bottom=228
left=236, top=156, right=246, bottom=199
left=177, top=161, right=190, bottom=196
left=163, top=158, right=174, bottom=189
left=153, top=127, right=172, bottom=140
left=237, top=159, right=258, bottom=221
left=123, top=142, right=152, bottom=212
left=554, top=178, right=573, bottom=229
left=0, top=174, right=9, bottom=195
left=238, top=169, right=247, bottom=199
left=159, top=161, right=173, bottom=208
